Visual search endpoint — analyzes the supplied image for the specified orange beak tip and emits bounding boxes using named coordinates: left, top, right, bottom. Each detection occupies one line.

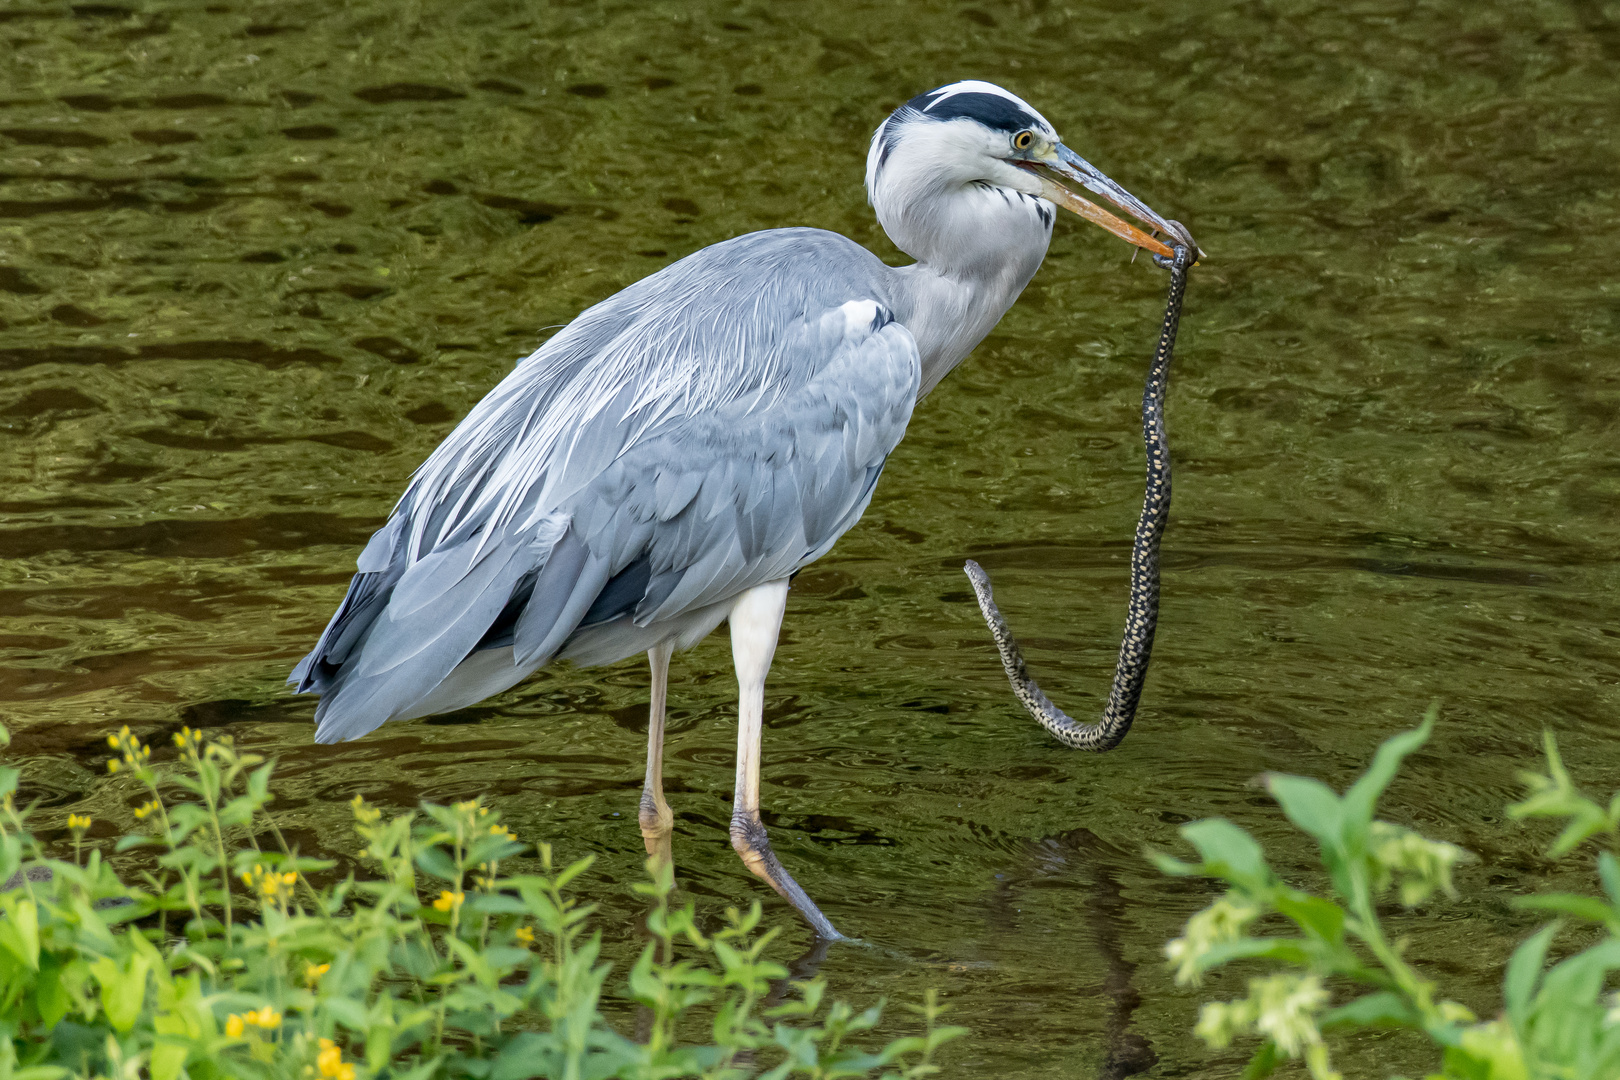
left=1036, top=175, right=1179, bottom=261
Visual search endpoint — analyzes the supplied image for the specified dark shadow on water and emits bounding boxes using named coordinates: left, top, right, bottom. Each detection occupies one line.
left=991, top=827, right=1158, bottom=1079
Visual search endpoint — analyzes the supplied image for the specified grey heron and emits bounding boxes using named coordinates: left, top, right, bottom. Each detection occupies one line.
left=291, top=81, right=1186, bottom=940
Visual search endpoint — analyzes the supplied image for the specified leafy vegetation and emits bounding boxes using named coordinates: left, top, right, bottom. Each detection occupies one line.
left=1158, top=707, right=1620, bottom=1078
left=0, top=724, right=962, bottom=1080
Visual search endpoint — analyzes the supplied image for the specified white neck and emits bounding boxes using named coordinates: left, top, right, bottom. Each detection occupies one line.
left=868, top=121, right=1054, bottom=396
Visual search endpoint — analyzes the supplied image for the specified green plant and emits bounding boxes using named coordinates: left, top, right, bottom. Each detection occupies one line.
left=1156, top=707, right=1620, bottom=1079
left=0, top=723, right=962, bottom=1080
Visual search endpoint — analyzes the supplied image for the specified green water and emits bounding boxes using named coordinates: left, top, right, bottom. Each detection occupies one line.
left=4, top=0, right=1620, bottom=1073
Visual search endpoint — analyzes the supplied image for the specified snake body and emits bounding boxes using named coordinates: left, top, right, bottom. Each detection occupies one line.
left=964, top=238, right=1194, bottom=751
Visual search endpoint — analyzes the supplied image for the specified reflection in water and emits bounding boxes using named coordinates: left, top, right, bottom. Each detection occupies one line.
left=981, top=828, right=1156, bottom=1078
left=1054, top=830, right=1155, bottom=1079
left=2, top=0, right=1619, bottom=1074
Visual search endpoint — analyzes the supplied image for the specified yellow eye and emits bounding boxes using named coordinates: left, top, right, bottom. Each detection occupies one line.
left=1012, top=131, right=1033, bottom=151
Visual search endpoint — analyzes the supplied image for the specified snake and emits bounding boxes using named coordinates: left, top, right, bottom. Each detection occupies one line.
left=964, top=232, right=1196, bottom=751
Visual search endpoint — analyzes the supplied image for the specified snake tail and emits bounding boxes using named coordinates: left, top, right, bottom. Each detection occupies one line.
left=964, top=237, right=1193, bottom=751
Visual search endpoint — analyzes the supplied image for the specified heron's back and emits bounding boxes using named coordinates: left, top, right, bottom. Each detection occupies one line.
left=292, top=228, right=921, bottom=741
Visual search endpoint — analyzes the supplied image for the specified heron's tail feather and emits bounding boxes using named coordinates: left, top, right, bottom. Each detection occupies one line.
left=288, top=514, right=409, bottom=695
left=293, top=513, right=580, bottom=743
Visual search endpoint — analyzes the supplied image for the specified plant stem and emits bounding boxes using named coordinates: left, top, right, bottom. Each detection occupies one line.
left=1347, top=885, right=1439, bottom=1027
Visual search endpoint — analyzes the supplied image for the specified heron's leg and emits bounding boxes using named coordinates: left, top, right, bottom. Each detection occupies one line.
left=728, top=580, right=843, bottom=941
left=639, top=640, right=676, bottom=864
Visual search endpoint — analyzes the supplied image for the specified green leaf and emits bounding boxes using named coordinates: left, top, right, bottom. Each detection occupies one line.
left=396, top=1056, right=448, bottom=1080
left=1602, top=852, right=1620, bottom=909
left=1511, top=893, right=1615, bottom=924
left=1532, top=937, right=1620, bottom=1011
left=89, top=951, right=151, bottom=1033
left=1503, top=922, right=1558, bottom=1022
left=1341, top=711, right=1435, bottom=831
left=1239, top=1040, right=1281, bottom=1080
left=464, top=894, right=529, bottom=916
left=554, top=856, right=595, bottom=891
left=1178, top=819, right=1273, bottom=891
left=32, top=956, right=72, bottom=1028
left=0, top=898, right=39, bottom=970
left=218, top=794, right=260, bottom=828
left=1273, top=891, right=1346, bottom=944
left=1508, top=729, right=1618, bottom=857
left=248, top=762, right=273, bottom=803
left=150, top=1041, right=187, bottom=1080
left=1265, top=775, right=1345, bottom=850
left=1148, top=851, right=1201, bottom=877
left=323, top=996, right=370, bottom=1031
left=414, top=845, right=459, bottom=882
left=1549, top=811, right=1614, bottom=859
left=1197, top=936, right=1316, bottom=970
left=1321, top=991, right=1420, bottom=1030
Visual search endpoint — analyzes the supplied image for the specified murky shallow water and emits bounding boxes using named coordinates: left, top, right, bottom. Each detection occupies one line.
left=3, top=0, right=1620, bottom=1074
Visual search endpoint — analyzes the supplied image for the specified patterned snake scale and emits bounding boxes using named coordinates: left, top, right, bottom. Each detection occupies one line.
left=964, top=237, right=1195, bottom=751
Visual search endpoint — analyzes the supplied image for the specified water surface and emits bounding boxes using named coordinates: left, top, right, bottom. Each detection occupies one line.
left=3, top=1, right=1619, bottom=1075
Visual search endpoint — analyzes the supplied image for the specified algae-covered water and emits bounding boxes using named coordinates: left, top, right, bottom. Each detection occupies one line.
left=3, top=0, right=1620, bottom=1074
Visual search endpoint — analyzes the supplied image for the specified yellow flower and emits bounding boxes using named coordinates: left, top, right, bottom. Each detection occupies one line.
left=317, top=1038, right=355, bottom=1080
left=226, top=1014, right=245, bottom=1038
left=247, top=1006, right=281, bottom=1029
left=304, top=962, right=331, bottom=988
left=241, top=864, right=296, bottom=904
left=104, top=727, right=152, bottom=775
left=432, top=891, right=464, bottom=912
left=514, top=926, right=535, bottom=945
left=133, top=800, right=161, bottom=820
left=349, top=794, right=381, bottom=825
left=67, top=813, right=92, bottom=831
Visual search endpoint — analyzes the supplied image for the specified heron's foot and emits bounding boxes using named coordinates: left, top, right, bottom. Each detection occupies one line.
left=639, top=791, right=674, bottom=865
left=730, top=811, right=844, bottom=941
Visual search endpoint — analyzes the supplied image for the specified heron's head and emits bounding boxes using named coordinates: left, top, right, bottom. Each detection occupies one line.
left=866, top=81, right=1191, bottom=269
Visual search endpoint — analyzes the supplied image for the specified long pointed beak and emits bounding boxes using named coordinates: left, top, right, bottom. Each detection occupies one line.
left=1031, top=143, right=1201, bottom=261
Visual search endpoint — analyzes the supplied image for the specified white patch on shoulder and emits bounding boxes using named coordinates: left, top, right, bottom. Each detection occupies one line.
left=837, top=299, right=883, bottom=339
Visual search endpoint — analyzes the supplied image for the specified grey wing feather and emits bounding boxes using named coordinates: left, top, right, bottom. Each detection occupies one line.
left=291, top=228, right=917, bottom=742
left=608, top=307, right=916, bottom=623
